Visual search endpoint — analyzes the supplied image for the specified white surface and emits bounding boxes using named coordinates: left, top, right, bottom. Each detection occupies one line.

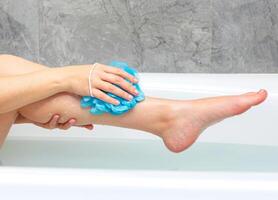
left=0, top=167, right=278, bottom=200
left=1, top=73, right=278, bottom=200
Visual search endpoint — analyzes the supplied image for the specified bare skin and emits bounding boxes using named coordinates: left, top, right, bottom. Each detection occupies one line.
left=0, top=55, right=93, bottom=145
left=19, top=90, right=267, bottom=152
left=0, top=56, right=267, bottom=152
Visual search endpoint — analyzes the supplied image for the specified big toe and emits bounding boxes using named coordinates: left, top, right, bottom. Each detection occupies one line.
left=243, top=89, right=267, bottom=106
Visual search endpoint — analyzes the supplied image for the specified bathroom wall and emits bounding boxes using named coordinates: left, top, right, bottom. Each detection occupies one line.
left=0, top=0, right=278, bottom=73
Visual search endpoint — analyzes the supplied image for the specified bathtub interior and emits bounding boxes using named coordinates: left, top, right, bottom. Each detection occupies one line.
left=1, top=135, right=278, bottom=173
left=0, top=74, right=278, bottom=173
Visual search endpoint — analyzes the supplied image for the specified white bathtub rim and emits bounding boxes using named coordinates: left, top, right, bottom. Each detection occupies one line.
left=140, top=73, right=278, bottom=96
left=0, top=166, right=278, bottom=191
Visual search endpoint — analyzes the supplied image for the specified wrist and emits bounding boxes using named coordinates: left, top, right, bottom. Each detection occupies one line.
left=49, top=67, right=73, bottom=93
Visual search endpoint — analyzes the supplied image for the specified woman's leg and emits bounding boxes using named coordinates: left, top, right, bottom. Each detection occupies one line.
left=0, top=111, right=18, bottom=146
left=0, top=55, right=267, bottom=152
left=19, top=90, right=267, bottom=153
left=0, top=55, right=46, bottom=145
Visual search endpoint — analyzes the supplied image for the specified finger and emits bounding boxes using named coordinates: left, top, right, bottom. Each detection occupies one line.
left=104, top=66, right=138, bottom=83
left=60, top=119, right=76, bottom=130
left=100, top=73, right=139, bottom=96
left=99, top=81, right=133, bottom=101
left=76, top=124, right=94, bottom=130
left=92, top=88, right=120, bottom=105
left=48, top=115, right=60, bottom=129
left=83, top=124, right=94, bottom=130
left=58, top=119, right=75, bottom=130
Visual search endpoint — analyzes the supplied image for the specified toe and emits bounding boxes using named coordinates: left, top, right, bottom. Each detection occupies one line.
left=211, top=89, right=268, bottom=117
left=245, top=89, right=268, bottom=106
left=231, top=89, right=267, bottom=116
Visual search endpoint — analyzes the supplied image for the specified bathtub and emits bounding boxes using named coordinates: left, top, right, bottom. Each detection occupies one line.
left=0, top=73, right=278, bottom=199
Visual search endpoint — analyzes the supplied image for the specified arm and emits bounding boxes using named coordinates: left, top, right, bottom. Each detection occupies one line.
left=0, top=68, right=68, bottom=114
left=0, top=54, right=138, bottom=114
left=0, top=55, right=69, bottom=114
left=0, top=55, right=94, bottom=131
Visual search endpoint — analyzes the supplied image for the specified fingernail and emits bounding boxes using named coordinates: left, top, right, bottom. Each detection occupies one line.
left=134, top=78, right=138, bottom=83
left=115, top=100, right=120, bottom=105
left=70, top=119, right=76, bottom=124
left=128, top=95, right=133, bottom=100
left=258, top=89, right=265, bottom=94
left=134, top=90, right=139, bottom=95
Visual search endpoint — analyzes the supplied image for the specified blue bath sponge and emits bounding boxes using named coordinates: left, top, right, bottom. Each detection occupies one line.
left=80, top=61, right=145, bottom=115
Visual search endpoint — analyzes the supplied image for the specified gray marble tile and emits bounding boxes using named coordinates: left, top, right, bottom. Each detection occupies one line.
left=39, top=0, right=212, bottom=72
left=2, top=0, right=278, bottom=73
left=0, top=0, right=39, bottom=61
left=124, top=0, right=212, bottom=72
left=39, top=0, right=134, bottom=67
left=212, top=0, right=278, bottom=73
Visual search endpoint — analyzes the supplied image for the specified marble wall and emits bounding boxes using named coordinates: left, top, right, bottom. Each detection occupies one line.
left=0, top=0, right=278, bottom=73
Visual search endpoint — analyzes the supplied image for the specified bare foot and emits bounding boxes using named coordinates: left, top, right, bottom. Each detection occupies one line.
left=161, top=90, right=268, bottom=153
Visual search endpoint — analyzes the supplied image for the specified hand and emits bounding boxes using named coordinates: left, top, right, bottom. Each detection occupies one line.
left=34, top=114, right=94, bottom=130
left=63, top=63, right=139, bottom=105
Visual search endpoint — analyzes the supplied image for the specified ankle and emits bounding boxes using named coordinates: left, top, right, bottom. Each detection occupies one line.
left=149, top=100, right=176, bottom=136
